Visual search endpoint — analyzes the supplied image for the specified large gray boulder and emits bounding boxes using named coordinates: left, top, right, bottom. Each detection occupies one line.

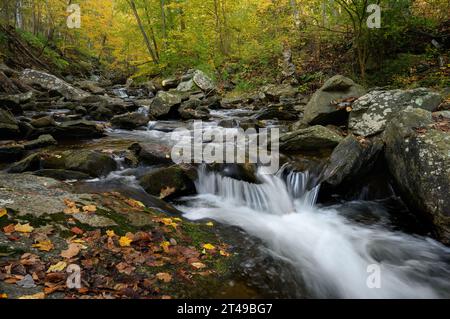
left=193, top=70, right=215, bottom=92
left=20, top=69, right=90, bottom=101
left=322, top=135, right=383, bottom=187
left=261, top=84, right=298, bottom=102
left=280, top=125, right=344, bottom=153
left=0, top=108, right=20, bottom=138
left=150, top=91, right=182, bottom=118
left=349, top=88, right=442, bottom=137
left=303, top=75, right=366, bottom=125
left=383, top=108, right=450, bottom=244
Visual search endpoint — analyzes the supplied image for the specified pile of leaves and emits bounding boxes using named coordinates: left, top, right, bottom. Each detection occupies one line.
left=0, top=195, right=232, bottom=299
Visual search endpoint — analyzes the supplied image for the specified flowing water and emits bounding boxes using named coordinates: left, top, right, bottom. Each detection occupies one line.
left=178, top=166, right=450, bottom=299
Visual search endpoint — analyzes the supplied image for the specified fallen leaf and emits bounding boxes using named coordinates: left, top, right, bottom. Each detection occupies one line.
left=32, top=240, right=54, bottom=252
left=160, top=186, right=176, bottom=199
left=14, top=223, right=34, bottom=233
left=0, top=293, right=7, bottom=299
left=3, top=224, right=15, bottom=233
left=119, top=236, right=133, bottom=247
left=82, top=205, right=97, bottom=213
left=61, top=243, right=81, bottom=259
left=64, top=206, right=80, bottom=214
left=203, top=243, right=216, bottom=250
left=191, top=262, right=206, bottom=269
left=220, top=250, right=231, bottom=257
left=106, top=230, right=116, bottom=238
left=0, top=208, right=7, bottom=218
left=71, top=227, right=84, bottom=235
left=125, top=199, right=145, bottom=208
left=18, top=292, right=45, bottom=299
left=160, top=241, right=171, bottom=253
left=156, top=272, right=172, bottom=283
left=206, top=222, right=214, bottom=227
left=47, top=261, right=67, bottom=273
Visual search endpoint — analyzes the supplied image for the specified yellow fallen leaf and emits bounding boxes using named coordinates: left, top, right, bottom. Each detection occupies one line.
left=220, top=250, right=231, bottom=257
left=64, top=207, right=80, bottom=214
left=14, top=223, right=34, bottom=233
left=82, top=205, right=97, bottom=213
left=32, top=240, right=54, bottom=252
left=0, top=208, right=7, bottom=218
left=47, top=261, right=67, bottom=273
left=206, top=222, right=214, bottom=227
left=173, top=218, right=182, bottom=222
left=71, top=239, right=86, bottom=244
left=125, top=199, right=145, bottom=208
left=119, top=236, right=133, bottom=247
left=160, top=241, right=171, bottom=253
left=106, top=230, right=116, bottom=238
left=156, top=272, right=172, bottom=283
left=203, top=243, right=216, bottom=250
left=191, top=262, right=206, bottom=269
left=19, top=292, right=45, bottom=299
left=0, top=293, right=7, bottom=299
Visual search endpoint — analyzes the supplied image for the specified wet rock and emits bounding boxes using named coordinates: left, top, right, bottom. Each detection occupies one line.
left=150, top=91, right=182, bottom=118
left=0, top=143, right=24, bottom=161
left=23, top=134, right=57, bottom=150
left=0, top=91, right=33, bottom=114
left=280, top=125, right=344, bottom=153
left=76, top=80, right=106, bottom=95
left=303, top=75, right=366, bottom=125
left=193, top=70, right=215, bottom=92
left=139, top=165, right=196, bottom=199
left=30, top=115, right=56, bottom=128
left=81, top=95, right=135, bottom=120
left=253, top=105, right=298, bottom=121
left=111, top=112, right=149, bottom=130
left=207, top=163, right=258, bottom=184
left=261, top=84, right=298, bottom=102
left=7, top=153, right=42, bottom=173
left=33, top=169, right=91, bottom=181
left=162, top=78, right=180, bottom=90
left=349, top=88, right=443, bottom=137
left=321, top=135, right=384, bottom=187
left=62, top=150, right=117, bottom=177
left=0, top=108, right=20, bottom=139
left=19, top=69, right=90, bottom=101
left=178, top=99, right=210, bottom=120
left=383, top=108, right=450, bottom=244
left=52, top=120, right=105, bottom=139
left=129, top=142, right=174, bottom=165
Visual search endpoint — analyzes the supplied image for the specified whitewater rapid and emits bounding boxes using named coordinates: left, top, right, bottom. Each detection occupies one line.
left=179, top=166, right=450, bottom=299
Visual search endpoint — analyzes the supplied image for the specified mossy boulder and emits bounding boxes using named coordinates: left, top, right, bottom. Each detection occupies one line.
left=280, top=125, right=344, bottom=153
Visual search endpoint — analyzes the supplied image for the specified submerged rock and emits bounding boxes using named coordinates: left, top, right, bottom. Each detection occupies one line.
left=349, top=88, right=442, bottom=137
left=303, top=75, right=366, bottom=125
left=19, top=69, right=90, bottom=101
left=280, top=126, right=344, bottom=153
left=384, top=108, right=450, bottom=244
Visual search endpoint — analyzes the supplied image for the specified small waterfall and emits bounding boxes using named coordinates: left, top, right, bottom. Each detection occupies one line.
left=196, top=165, right=320, bottom=215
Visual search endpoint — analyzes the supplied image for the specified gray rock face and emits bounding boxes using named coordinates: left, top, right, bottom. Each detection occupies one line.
left=280, top=126, right=344, bottom=153
left=383, top=108, right=450, bottom=243
left=20, top=69, right=90, bottom=101
left=349, top=88, right=442, bottom=137
left=0, top=91, right=33, bottom=114
left=322, top=135, right=384, bottom=187
left=176, top=79, right=198, bottom=92
left=76, top=80, right=106, bottom=95
left=303, top=75, right=366, bottom=125
left=0, top=108, right=20, bottom=138
left=150, top=91, right=182, bottom=118
left=193, top=70, right=215, bottom=92
left=111, top=112, right=149, bottom=130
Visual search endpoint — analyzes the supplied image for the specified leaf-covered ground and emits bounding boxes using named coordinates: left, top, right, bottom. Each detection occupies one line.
left=0, top=192, right=233, bottom=299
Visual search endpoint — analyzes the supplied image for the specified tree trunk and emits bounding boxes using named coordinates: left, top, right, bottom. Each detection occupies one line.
left=128, top=0, right=159, bottom=64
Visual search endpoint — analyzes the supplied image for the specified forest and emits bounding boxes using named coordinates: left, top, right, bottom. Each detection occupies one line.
left=0, top=0, right=449, bottom=301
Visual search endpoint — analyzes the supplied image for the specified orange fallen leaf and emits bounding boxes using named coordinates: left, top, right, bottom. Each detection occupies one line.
left=71, top=227, right=84, bottom=235
left=0, top=293, right=7, bottom=299
left=191, top=262, right=206, bottom=269
left=119, top=236, right=133, bottom=247
left=3, top=224, right=15, bottom=233
left=61, top=243, right=81, bottom=259
left=156, top=272, right=172, bottom=283
left=82, top=205, right=97, bottom=213
left=18, top=292, right=45, bottom=299
left=106, top=230, right=116, bottom=238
